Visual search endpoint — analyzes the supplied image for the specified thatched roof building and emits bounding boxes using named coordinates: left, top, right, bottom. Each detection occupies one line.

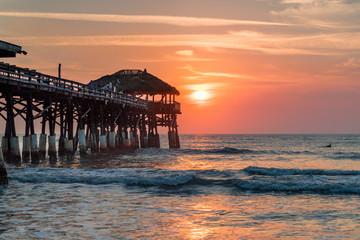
left=90, top=69, right=179, bottom=95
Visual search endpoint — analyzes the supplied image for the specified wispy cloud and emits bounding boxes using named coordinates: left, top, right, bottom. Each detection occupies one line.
left=336, top=57, right=360, bottom=69
left=0, top=11, right=290, bottom=27
left=273, top=0, right=360, bottom=29
left=191, top=69, right=252, bottom=79
left=10, top=31, right=360, bottom=55
left=175, top=50, right=194, bottom=56
left=182, top=66, right=253, bottom=80
left=184, top=83, right=225, bottom=91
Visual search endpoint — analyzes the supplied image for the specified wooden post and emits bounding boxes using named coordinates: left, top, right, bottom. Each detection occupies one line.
left=108, top=106, right=116, bottom=150
left=140, top=113, right=148, bottom=148
left=39, top=101, right=48, bottom=158
left=23, top=94, right=31, bottom=160
left=65, top=99, right=74, bottom=155
left=99, top=104, right=107, bottom=151
left=0, top=147, right=8, bottom=184
left=4, top=91, right=21, bottom=162
left=48, top=101, right=57, bottom=160
left=89, top=107, right=98, bottom=153
left=58, top=101, right=66, bottom=155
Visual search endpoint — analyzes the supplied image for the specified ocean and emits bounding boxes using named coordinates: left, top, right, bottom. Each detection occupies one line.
left=1, top=134, right=359, bottom=239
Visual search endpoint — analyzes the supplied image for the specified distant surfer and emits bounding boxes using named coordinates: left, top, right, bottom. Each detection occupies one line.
left=321, top=144, right=331, bottom=148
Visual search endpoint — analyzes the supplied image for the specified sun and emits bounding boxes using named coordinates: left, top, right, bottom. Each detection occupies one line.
left=193, top=90, right=209, bottom=101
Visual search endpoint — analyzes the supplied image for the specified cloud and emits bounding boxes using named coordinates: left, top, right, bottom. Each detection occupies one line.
left=10, top=31, right=360, bottom=55
left=184, top=83, right=225, bottom=91
left=337, top=57, right=360, bottom=68
left=192, top=70, right=252, bottom=79
left=273, top=0, right=360, bottom=29
left=183, top=66, right=253, bottom=80
left=127, top=58, right=166, bottom=63
left=0, top=11, right=290, bottom=27
left=175, top=50, right=194, bottom=56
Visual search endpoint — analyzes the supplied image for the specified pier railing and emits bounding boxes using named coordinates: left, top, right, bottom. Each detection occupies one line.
left=0, top=62, right=147, bottom=109
left=148, top=101, right=181, bottom=114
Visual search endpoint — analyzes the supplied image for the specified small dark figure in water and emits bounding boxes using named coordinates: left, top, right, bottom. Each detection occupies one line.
left=321, top=144, right=332, bottom=148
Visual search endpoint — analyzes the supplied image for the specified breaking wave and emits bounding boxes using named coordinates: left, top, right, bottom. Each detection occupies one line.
left=179, top=147, right=316, bottom=156
left=6, top=166, right=360, bottom=194
left=243, top=166, right=360, bottom=176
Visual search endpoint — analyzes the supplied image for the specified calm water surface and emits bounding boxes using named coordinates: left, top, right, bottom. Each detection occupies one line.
left=1, top=134, right=360, bottom=239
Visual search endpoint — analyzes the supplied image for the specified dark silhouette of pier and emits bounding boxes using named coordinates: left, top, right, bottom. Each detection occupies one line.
left=0, top=40, right=181, bottom=184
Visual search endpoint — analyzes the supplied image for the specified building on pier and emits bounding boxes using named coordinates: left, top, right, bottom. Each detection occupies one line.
left=91, top=69, right=181, bottom=149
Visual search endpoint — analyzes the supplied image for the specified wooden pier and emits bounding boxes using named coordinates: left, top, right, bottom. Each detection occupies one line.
left=0, top=41, right=181, bottom=184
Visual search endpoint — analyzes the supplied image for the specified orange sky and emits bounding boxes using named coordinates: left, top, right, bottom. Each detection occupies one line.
left=1, top=0, right=360, bottom=134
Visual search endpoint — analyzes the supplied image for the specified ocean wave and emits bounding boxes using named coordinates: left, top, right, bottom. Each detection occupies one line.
left=330, top=152, right=360, bottom=160
left=244, top=166, right=360, bottom=176
left=6, top=167, right=360, bottom=195
left=7, top=168, right=196, bottom=187
left=232, top=176, right=360, bottom=194
left=180, top=147, right=257, bottom=155
left=136, top=147, right=317, bottom=156
left=209, top=147, right=254, bottom=154
left=182, top=148, right=317, bottom=156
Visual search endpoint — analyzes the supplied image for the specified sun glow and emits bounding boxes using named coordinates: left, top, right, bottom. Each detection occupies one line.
left=193, top=90, right=209, bottom=101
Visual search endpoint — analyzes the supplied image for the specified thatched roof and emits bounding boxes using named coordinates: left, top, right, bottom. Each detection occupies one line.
left=90, top=69, right=180, bottom=95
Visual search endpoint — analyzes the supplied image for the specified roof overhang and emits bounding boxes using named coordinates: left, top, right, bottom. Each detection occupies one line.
left=0, top=40, right=23, bottom=58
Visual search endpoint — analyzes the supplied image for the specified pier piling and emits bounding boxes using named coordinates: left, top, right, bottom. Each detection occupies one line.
left=48, top=135, right=57, bottom=160
left=0, top=147, right=8, bottom=184
left=78, top=129, right=86, bottom=155
left=31, top=134, right=39, bottom=161
left=39, top=133, right=47, bottom=158
left=22, top=136, right=31, bottom=160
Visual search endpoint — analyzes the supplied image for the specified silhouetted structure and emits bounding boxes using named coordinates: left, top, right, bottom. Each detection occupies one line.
left=0, top=41, right=181, bottom=185
left=91, top=69, right=181, bottom=148
left=0, top=40, right=26, bottom=58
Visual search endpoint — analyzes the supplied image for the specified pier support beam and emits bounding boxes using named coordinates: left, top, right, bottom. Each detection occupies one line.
left=1, top=137, right=8, bottom=159
left=58, top=102, right=66, bottom=155
left=155, top=133, right=160, bottom=148
left=58, top=136, right=66, bottom=156
left=48, top=135, right=57, bottom=160
left=99, top=135, right=107, bottom=151
left=22, top=136, right=31, bottom=160
left=31, top=134, right=39, bottom=161
left=48, top=101, right=57, bottom=160
left=90, top=133, right=98, bottom=153
left=0, top=147, right=8, bottom=185
left=39, top=133, right=47, bottom=157
left=9, top=137, right=21, bottom=161
left=99, top=105, right=107, bottom=152
left=65, top=100, right=74, bottom=155
left=78, top=129, right=87, bottom=155
left=124, top=130, right=131, bottom=149
left=108, top=131, right=116, bottom=150
left=134, top=130, right=140, bottom=149
left=4, top=91, right=21, bottom=163
left=140, top=130, right=148, bottom=149
left=120, top=131, right=126, bottom=148
left=130, top=131, right=136, bottom=148
left=168, top=131, right=176, bottom=149
left=65, top=139, right=74, bottom=154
